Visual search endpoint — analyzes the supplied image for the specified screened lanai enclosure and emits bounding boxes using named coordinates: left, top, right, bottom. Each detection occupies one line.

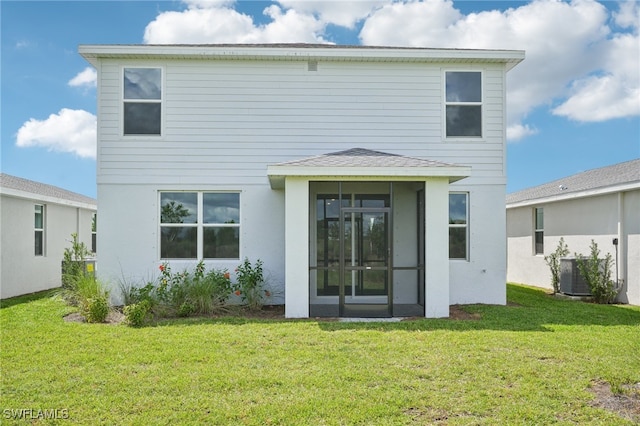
left=309, top=181, right=425, bottom=317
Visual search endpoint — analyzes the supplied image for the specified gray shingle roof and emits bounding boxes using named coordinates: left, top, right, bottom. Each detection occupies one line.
left=0, top=173, right=97, bottom=206
left=274, top=148, right=458, bottom=168
left=506, top=159, right=640, bottom=205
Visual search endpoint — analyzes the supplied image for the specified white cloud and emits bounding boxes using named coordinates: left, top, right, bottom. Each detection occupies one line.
left=16, top=109, right=97, bottom=159
left=552, top=15, right=640, bottom=121
left=144, top=6, right=256, bottom=43
left=256, top=5, right=328, bottom=43
left=68, top=67, right=97, bottom=88
left=144, top=1, right=328, bottom=44
left=184, top=0, right=236, bottom=8
left=15, top=40, right=34, bottom=49
left=613, top=0, right=640, bottom=29
left=507, top=123, right=538, bottom=142
left=276, top=0, right=389, bottom=29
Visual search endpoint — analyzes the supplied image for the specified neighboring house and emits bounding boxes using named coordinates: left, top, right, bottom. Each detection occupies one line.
left=506, top=159, right=640, bottom=305
left=0, top=174, right=97, bottom=299
left=80, top=44, right=524, bottom=318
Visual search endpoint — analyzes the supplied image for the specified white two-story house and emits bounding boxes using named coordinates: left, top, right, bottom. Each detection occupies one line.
left=80, top=44, right=524, bottom=318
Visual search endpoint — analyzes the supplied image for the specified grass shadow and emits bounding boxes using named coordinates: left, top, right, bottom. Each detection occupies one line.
left=0, top=289, right=59, bottom=309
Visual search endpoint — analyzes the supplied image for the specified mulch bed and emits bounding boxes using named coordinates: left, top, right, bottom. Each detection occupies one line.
left=63, top=304, right=482, bottom=323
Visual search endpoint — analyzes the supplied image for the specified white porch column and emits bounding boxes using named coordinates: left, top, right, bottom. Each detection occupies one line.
left=284, top=177, right=310, bottom=318
left=424, top=178, right=450, bottom=318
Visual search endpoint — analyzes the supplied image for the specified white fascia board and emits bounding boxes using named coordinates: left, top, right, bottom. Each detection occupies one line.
left=267, top=165, right=471, bottom=189
left=79, top=45, right=524, bottom=69
left=506, top=181, right=640, bottom=209
left=0, top=188, right=97, bottom=211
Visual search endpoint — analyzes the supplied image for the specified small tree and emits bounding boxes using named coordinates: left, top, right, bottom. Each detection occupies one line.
left=62, top=233, right=92, bottom=288
left=575, top=240, right=618, bottom=304
left=544, top=237, right=570, bottom=294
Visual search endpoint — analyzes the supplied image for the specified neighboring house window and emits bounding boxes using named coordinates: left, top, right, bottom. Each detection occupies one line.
left=34, top=204, right=44, bottom=256
left=534, top=207, right=544, bottom=255
left=445, top=71, right=482, bottom=138
left=160, top=192, right=240, bottom=260
left=91, top=213, right=97, bottom=254
left=123, top=68, right=161, bottom=135
left=449, top=193, right=468, bottom=260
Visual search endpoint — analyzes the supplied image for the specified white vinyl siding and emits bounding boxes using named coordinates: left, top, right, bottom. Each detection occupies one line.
left=97, top=60, right=507, bottom=186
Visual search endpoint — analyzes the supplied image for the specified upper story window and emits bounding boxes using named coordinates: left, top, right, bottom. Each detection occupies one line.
left=160, top=191, right=240, bottom=260
left=449, top=193, right=468, bottom=260
left=35, top=204, right=45, bottom=256
left=445, top=71, right=482, bottom=138
left=534, top=207, right=544, bottom=255
left=123, top=68, right=162, bottom=136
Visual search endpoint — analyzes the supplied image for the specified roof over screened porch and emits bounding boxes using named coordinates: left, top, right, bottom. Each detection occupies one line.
left=266, top=148, right=471, bottom=188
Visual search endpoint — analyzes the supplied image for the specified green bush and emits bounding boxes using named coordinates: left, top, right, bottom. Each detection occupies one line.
left=61, top=233, right=92, bottom=288
left=123, top=300, right=151, bottom=327
left=121, top=261, right=233, bottom=319
left=177, top=302, right=195, bottom=317
left=575, top=240, right=619, bottom=304
left=85, top=296, right=109, bottom=323
left=186, top=267, right=232, bottom=315
left=58, top=274, right=111, bottom=322
left=59, top=274, right=103, bottom=306
left=544, top=237, right=570, bottom=294
left=233, top=258, right=265, bottom=311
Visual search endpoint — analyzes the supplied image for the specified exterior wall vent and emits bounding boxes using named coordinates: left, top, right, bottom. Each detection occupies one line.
left=308, top=61, right=318, bottom=72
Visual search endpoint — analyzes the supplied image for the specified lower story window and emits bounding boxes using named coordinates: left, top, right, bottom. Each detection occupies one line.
left=534, top=207, right=544, bottom=255
left=160, top=191, right=240, bottom=259
left=449, top=192, right=468, bottom=260
left=35, top=204, right=44, bottom=256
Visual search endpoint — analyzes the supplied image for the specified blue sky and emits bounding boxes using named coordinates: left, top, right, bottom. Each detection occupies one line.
left=2, top=0, right=639, bottom=199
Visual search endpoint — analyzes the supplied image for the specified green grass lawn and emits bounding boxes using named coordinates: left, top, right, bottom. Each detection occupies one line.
left=1, top=284, right=639, bottom=425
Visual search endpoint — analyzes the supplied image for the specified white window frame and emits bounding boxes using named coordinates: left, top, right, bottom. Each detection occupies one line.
left=534, top=207, right=544, bottom=255
left=91, top=213, right=97, bottom=254
left=122, top=66, right=164, bottom=137
left=449, top=192, right=469, bottom=261
left=159, top=191, right=241, bottom=261
left=35, top=204, right=45, bottom=256
left=443, top=70, right=484, bottom=140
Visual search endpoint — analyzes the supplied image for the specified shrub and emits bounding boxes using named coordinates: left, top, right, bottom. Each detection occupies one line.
left=61, top=233, right=92, bottom=288
left=85, top=296, right=109, bottom=323
left=544, top=237, right=570, bottom=294
left=233, top=258, right=265, bottom=311
left=575, top=240, right=619, bottom=304
left=58, top=274, right=111, bottom=322
left=60, top=274, right=102, bottom=306
left=186, top=267, right=232, bottom=315
left=177, top=302, right=195, bottom=317
left=124, top=300, right=151, bottom=327
left=121, top=261, right=232, bottom=319
left=119, top=280, right=157, bottom=307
